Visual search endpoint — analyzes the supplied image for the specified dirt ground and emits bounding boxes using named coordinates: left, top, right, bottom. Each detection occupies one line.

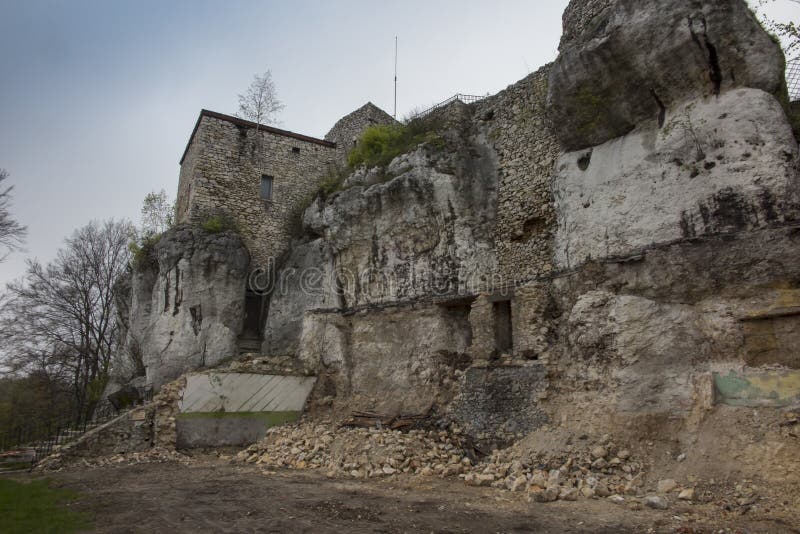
left=18, top=456, right=799, bottom=534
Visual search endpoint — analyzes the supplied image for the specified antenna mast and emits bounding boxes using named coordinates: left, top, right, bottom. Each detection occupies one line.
left=394, top=36, right=398, bottom=119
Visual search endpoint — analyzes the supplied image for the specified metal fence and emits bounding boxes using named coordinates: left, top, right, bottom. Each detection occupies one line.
left=412, top=93, right=487, bottom=119
left=787, top=58, right=800, bottom=102
left=0, top=385, right=153, bottom=468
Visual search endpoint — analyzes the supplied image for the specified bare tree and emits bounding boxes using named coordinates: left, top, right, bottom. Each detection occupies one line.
left=236, top=70, right=285, bottom=131
left=0, top=169, right=27, bottom=261
left=755, top=0, right=800, bottom=58
left=140, top=189, right=174, bottom=236
left=0, top=219, right=133, bottom=422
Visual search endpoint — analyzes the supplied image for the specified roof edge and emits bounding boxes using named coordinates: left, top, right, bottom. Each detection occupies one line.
left=179, top=109, right=336, bottom=164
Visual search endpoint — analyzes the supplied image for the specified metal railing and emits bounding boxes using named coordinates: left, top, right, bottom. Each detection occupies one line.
left=0, top=385, right=153, bottom=469
left=412, top=93, right=488, bottom=119
left=787, top=58, right=800, bottom=102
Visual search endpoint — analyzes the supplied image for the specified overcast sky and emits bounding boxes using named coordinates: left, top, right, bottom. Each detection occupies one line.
left=0, top=0, right=797, bottom=287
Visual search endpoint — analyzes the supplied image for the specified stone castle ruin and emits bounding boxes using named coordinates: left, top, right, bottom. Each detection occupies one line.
left=106, top=0, right=800, bottom=490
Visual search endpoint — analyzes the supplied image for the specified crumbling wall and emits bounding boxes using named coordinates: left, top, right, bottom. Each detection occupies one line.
left=175, top=112, right=338, bottom=266
left=449, top=364, right=549, bottom=449
left=324, top=102, right=397, bottom=163
left=298, top=303, right=472, bottom=416
left=474, top=67, right=560, bottom=283
left=38, top=407, right=155, bottom=468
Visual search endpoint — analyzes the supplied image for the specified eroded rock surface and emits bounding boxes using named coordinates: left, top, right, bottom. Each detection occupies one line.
left=549, top=0, right=784, bottom=151
left=553, top=88, right=800, bottom=269
left=127, top=226, right=249, bottom=388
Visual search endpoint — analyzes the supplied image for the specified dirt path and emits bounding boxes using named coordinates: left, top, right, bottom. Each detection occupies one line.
left=29, top=459, right=800, bottom=533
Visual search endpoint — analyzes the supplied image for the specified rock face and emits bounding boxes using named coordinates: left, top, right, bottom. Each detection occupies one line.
left=265, top=119, right=497, bottom=358
left=566, top=290, right=740, bottom=415
left=126, top=226, right=250, bottom=388
left=553, top=88, right=800, bottom=269
left=263, top=114, right=497, bottom=413
left=540, top=0, right=800, bottom=468
left=549, top=0, right=785, bottom=151
left=122, top=0, right=800, bottom=482
left=303, top=145, right=497, bottom=307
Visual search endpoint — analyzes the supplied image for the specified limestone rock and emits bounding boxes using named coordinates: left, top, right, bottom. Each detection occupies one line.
left=590, top=446, right=607, bottom=459
left=657, top=479, right=678, bottom=493
left=531, top=487, right=560, bottom=503
left=644, top=495, right=669, bottom=510
left=548, top=0, right=784, bottom=151
left=127, top=225, right=249, bottom=388
left=565, top=288, right=753, bottom=416
left=553, top=88, right=800, bottom=270
left=262, top=238, right=338, bottom=356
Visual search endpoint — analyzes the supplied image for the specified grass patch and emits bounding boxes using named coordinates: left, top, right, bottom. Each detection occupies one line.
left=200, top=214, right=238, bottom=234
left=0, top=461, right=33, bottom=471
left=0, top=478, right=92, bottom=533
left=318, top=166, right=349, bottom=199
left=128, top=232, right=162, bottom=271
left=347, top=115, right=444, bottom=170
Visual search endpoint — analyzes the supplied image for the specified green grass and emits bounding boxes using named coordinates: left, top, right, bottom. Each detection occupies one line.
left=347, top=116, right=444, bottom=170
left=0, top=478, right=92, bottom=533
left=176, top=411, right=301, bottom=426
left=129, top=232, right=162, bottom=271
left=200, top=215, right=233, bottom=233
left=0, top=461, right=33, bottom=471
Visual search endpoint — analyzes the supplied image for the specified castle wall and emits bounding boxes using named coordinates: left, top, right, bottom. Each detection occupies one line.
left=475, top=66, right=560, bottom=285
left=324, top=102, right=397, bottom=163
left=175, top=113, right=338, bottom=267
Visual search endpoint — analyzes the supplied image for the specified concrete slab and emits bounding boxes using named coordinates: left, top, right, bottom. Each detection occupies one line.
left=176, top=411, right=300, bottom=448
left=179, top=373, right=316, bottom=413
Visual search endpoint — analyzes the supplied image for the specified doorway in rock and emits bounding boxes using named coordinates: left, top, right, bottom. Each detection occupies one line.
left=239, top=290, right=265, bottom=353
left=493, top=300, right=513, bottom=356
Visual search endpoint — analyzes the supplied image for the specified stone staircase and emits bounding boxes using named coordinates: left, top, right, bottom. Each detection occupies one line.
left=238, top=337, right=262, bottom=355
left=0, top=420, right=114, bottom=473
left=0, top=393, right=152, bottom=471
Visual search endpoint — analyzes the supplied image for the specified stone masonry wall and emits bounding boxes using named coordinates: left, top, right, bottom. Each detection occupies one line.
left=449, top=364, right=548, bottom=449
left=175, top=113, right=338, bottom=267
left=325, top=102, right=397, bottom=163
left=42, top=407, right=155, bottom=465
left=558, top=0, right=615, bottom=50
left=474, top=66, right=561, bottom=285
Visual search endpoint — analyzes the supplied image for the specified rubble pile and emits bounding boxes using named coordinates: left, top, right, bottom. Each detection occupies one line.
left=476, top=436, right=647, bottom=502
left=235, top=422, right=464, bottom=478
left=37, top=447, right=193, bottom=472
left=152, top=376, right=186, bottom=448
left=234, top=421, right=649, bottom=503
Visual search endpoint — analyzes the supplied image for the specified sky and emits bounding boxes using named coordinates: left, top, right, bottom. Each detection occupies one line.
left=0, top=0, right=797, bottom=287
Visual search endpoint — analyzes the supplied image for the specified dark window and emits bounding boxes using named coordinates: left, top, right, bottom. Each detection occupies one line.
left=242, top=290, right=264, bottom=339
left=261, top=175, right=273, bottom=201
left=291, top=147, right=300, bottom=154
left=493, top=300, right=513, bottom=355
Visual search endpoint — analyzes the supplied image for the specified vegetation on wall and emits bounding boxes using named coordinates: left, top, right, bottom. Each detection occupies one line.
left=302, top=114, right=446, bottom=205
left=200, top=213, right=239, bottom=234
left=347, top=116, right=444, bottom=169
left=128, top=233, right=162, bottom=271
